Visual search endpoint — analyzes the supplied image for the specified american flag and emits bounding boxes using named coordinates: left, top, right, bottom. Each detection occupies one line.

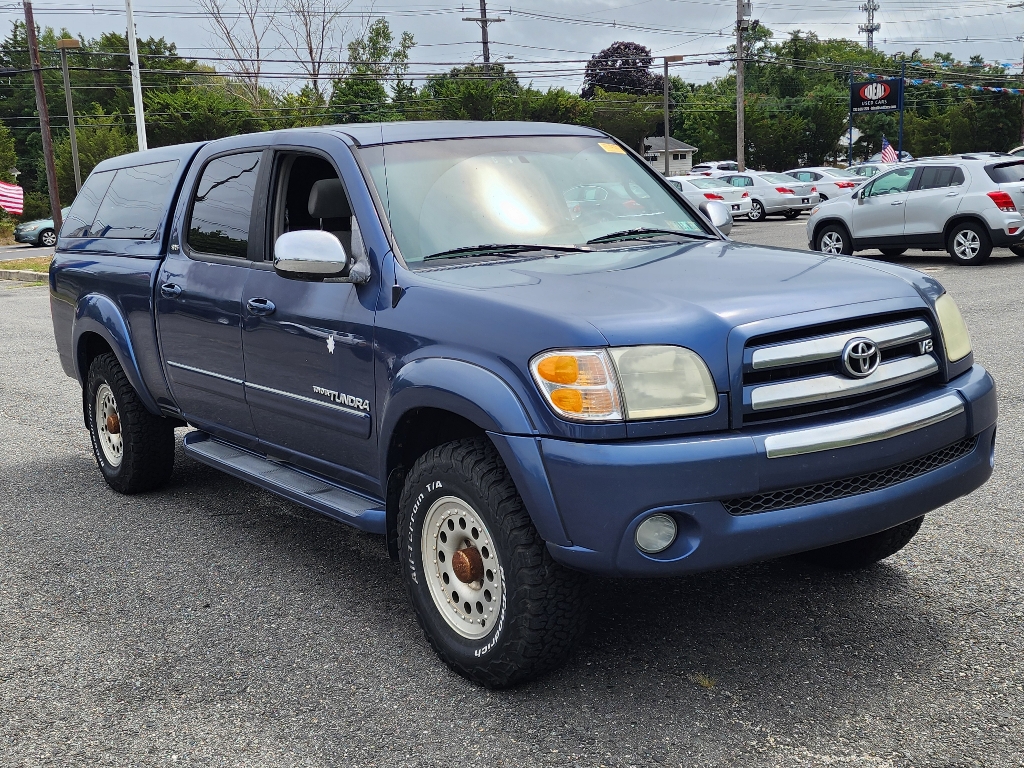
left=880, top=137, right=899, bottom=164
left=0, top=180, right=23, bottom=215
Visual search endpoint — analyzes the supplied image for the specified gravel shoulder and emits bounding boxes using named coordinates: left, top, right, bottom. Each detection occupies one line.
left=1, top=236, right=1022, bottom=767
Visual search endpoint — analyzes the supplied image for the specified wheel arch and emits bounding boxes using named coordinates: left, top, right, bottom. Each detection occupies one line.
left=811, top=217, right=852, bottom=248
left=942, top=214, right=991, bottom=244
left=73, top=294, right=162, bottom=418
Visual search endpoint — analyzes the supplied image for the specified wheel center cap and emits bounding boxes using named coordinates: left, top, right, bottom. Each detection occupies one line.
left=106, top=413, right=121, bottom=435
left=451, top=547, right=484, bottom=584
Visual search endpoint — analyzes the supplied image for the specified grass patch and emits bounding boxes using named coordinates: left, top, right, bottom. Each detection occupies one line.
left=0, top=256, right=52, bottom=272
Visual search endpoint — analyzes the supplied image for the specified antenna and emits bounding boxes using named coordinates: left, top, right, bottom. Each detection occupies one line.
left=859, top=1, right=881, bottom=51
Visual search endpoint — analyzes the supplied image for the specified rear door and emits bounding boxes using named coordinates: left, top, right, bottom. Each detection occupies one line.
left=848, top=166, right=916, bottom=244
left=903, top=165, right=966, bottom=246
left=157, top=144, right=270, bottom=446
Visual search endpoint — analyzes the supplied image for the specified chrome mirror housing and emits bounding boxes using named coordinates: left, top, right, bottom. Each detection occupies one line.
left=702, top=200, right=733, bottom=236
left=274, top=230, right=360, bottom=282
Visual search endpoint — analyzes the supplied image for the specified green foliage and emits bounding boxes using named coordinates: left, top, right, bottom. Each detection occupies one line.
left=0, top=122, right=17, bottom=183
left=53, top=108, right=131, bottom=203
left=590, top=88, right=662, bottom=152
left=419, top=64, right=522, bottom=120
left=144, top=85, right=265, bottom=146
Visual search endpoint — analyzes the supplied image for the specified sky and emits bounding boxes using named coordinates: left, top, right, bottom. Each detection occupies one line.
left=3, top=0, right=1023, bottom=91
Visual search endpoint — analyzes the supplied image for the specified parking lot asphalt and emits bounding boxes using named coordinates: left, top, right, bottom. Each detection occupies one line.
left=0, top=243, right=53, bottom=261
left=1, top=225, right=1022, bottom=767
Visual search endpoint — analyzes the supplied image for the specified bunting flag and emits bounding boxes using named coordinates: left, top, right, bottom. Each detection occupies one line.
left=858, top=71, right=1024, bottom=96
left=0, top=181, right=23, bottom=215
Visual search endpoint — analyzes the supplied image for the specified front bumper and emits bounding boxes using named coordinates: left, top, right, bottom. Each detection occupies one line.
left=508, top=365, right=996, bottom=577
left=14, top=230, right=38, bottom=243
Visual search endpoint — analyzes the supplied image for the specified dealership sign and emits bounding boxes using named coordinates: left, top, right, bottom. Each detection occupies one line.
left=851, top=79, right=902, bottom=113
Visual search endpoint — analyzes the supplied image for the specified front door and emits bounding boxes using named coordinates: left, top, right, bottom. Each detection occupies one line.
left=241, top=151, right=379, bottom=491
left=156, top=150, right=265, bottom=445
left=849, top=166, right=916, bottom=244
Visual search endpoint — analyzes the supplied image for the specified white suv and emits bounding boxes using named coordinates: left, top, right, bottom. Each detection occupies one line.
left=807, top=155, right=1024, bottom=265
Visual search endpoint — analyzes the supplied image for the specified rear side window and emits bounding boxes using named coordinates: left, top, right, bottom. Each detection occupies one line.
left=91, top=160, right=179, bottom=239
left=61, top=170, right=114, bottom=238
left=985, top=161, right=1024, bottom=183
left=917, top=166, right=964, bottom=190
left=187, top=152, right=262, bottom=259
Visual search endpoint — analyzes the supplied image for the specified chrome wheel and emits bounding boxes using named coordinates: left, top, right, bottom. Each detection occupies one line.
left=819, top=230, right=845, bottom=254
left=420, top=495, right=504, bottom=640
left=39, top=229, right=56, bottom=247
left=953, top=229, right=981, bottom=260
left=748, top=201, right=764, bottom=221
left=95, top=383, right=123, bottom=467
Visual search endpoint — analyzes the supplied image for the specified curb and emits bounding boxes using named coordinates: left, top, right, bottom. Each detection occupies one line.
left=0, top=269, right=48, bottom=283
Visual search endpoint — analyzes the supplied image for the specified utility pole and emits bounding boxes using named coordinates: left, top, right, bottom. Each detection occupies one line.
left=463, top=0, right=504, bottom=71
left=124, top=0, right=147, bottom=150
left=23, top=1, right=61, bottom=229
left=1011, top=4, right=1024, bottom=143
left=663, top=55, right=684, bottom=176
left=736, top=0, right=751, bottom=171
left=57, top=37, right=81, bottom=193
left=859, top=1, right=880, bottom=51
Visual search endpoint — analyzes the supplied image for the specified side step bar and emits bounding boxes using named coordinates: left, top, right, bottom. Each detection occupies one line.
left=182, top=431, right=386, bottom=535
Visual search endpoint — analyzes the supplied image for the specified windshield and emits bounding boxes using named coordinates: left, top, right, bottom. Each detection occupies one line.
left=362, top=136, right=708, bottom=264
left=687, top=178, right=731, bottom=189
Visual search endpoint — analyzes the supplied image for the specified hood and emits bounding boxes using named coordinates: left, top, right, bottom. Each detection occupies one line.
left=16, top=218, right=49, bottom=228
left=414, top=240, right=935, bottom=388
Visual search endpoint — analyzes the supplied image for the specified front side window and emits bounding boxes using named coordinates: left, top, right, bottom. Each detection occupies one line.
left=187, top=152, right=262, bottom=258
left=61, top=170, right=114, bottom=238
left=866, top=167, right=915, bottom=196
left=91, top=160, right=179, bottom=239
left=361, top=136, right=708, bottom=264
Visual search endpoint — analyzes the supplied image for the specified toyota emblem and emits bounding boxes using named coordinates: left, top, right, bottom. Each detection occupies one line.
left=841, top=337, right=881, bottom=378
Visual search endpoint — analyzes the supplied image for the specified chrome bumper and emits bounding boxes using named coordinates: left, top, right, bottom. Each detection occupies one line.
left=763, top=393, right=965, bottom=459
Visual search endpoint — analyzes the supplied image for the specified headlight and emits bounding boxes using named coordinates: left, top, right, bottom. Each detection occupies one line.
left=609, top=346, right=717, bottom=419
left=530, top=345, right=717, bottom=422
left=530, top=349, right=623, bottom=421
left=934, top=293, right=972, bottom=363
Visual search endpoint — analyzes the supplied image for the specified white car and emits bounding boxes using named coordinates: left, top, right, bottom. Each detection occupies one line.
left=784, top=167, right=864, bottom=201
left=718, top=172, right=821, bottom=221
left=689, top=161, right=738, bottom=176
left=668, top=176, right=752, bottom=218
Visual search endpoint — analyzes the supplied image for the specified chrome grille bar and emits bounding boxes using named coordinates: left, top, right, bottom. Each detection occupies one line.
left=750, top=319, right=932, bottom=371
left=750, top=354, right=939, bottom=411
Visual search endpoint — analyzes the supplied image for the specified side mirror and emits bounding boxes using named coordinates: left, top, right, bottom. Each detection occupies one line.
left=702, top=200, right=733, bottom=236
left=857, top=189, right=865, bottom=204
left=274, top=230, right=368, bottom=283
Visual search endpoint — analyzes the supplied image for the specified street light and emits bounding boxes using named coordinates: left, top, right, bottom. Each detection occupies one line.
left=663, top=55, right=685, bottom=177
left=56, top=37, right=82, bottom=194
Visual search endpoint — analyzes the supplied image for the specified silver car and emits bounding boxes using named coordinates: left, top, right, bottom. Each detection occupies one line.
left=785, top=167, right=864, bottom=201
left=667, top=175, right=753, bottom=218
left=807, top=155, right=1024, bottom=265
left=718, top=172, right=820, bottom=221
left=689, top=160, right=738, bottom=175
left=850, top=162, right=891, bottom=180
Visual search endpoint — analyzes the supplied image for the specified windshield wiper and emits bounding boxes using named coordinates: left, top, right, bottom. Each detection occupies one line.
left=423, top=243, right=591, bottom=261
left=586, top=228, right=716, bottom=244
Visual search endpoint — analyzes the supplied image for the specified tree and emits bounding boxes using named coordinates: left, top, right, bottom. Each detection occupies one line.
left=144, top=86, right=265, bottom=147
left=198, top=0, right=278, bottom=104
left=419, top=64, right=522, bottom=120
left=582, top=42, right=662, bottom=100
left=0, top=122, right=17, bottom=183
left=53, top=109, right=130, bottom=203
left=280, top=0, right=352, bottom=99
left=590, top=88, right=662, bottom=152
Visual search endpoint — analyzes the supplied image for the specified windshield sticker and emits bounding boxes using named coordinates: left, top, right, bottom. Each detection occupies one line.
left=677, top=220, right=701, bottom=231
left=598, top=142, right=625, bottom=154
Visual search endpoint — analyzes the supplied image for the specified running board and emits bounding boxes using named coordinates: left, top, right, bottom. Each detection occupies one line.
left=182, top=431, right=386, bottom=534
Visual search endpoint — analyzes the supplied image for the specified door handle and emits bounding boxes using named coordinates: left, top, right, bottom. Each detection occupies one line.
left=159, top=283, right=182, bottom=299
left=946, top=191, right=960, bottom=197
left=246, top=297, right=276, bottom=316
left=890, top=200, right=904, bottom=206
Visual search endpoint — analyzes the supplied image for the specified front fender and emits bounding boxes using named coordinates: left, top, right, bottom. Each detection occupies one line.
left=73, top=293, right=162, bottom=416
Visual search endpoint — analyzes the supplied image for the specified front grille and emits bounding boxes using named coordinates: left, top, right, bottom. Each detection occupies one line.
left=722, top=435, right=978, bottom=516
left=741, top=314, right=940, bottom=425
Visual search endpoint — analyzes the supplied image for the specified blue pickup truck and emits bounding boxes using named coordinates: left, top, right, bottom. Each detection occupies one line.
left=50, top=121, right=997, bottom=687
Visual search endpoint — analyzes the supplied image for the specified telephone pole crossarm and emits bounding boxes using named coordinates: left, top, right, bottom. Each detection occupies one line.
left=463, top=0, right=505, bottom=67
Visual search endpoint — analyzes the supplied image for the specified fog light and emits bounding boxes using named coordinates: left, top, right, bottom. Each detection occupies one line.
left=635, top=513, right=678, bottom=554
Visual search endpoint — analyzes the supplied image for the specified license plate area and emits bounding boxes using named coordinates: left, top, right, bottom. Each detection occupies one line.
left=801, top=197, right=809, bottom=204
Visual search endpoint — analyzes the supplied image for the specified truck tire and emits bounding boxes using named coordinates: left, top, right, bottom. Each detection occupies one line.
left=85, top=352, right=175, bottom=494
left=796, top=516, right=925, bottom=570
left=947, top=221, right=991, bottom=265
left=398, top=437, right=587, bottom=688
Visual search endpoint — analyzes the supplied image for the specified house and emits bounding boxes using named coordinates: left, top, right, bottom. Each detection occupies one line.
left=643, top=136, right=697, bottom=175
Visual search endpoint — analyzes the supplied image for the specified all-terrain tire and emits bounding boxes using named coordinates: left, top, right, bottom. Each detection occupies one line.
left=85, top=352, right=175, bottom=494
left=796, top=516, right=925, bottom=570
left=398, top=437, right=587, bottom=688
